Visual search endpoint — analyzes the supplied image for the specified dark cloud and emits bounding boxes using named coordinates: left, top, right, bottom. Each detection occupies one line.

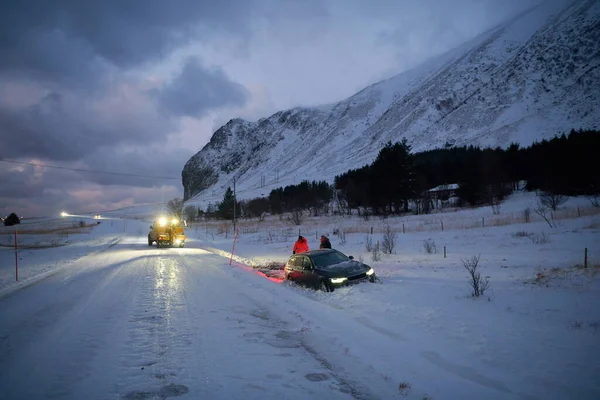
left=0, top=0, right=328, bottom=88
left=0, top=88, right=174, bottom=162
left=157, top=57, right=249, bottom=118
left=0, top=0, right=259, bottom=86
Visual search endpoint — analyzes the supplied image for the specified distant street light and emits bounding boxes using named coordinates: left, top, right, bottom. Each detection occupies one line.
left=60, top=211, right=68, bottom=217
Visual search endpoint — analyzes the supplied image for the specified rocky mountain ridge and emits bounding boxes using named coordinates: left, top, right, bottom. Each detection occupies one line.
left=182, top=0, right=600, bottom=205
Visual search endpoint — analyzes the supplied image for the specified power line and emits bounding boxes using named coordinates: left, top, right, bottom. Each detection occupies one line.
left=0, top=158, right=181, bottom=180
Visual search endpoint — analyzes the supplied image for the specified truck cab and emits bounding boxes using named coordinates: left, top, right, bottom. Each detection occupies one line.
left=148, top=217, right=186, bottom=248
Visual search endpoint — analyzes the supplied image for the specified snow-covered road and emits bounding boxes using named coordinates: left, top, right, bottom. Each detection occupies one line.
left=0, top=236, right=376, bottom=400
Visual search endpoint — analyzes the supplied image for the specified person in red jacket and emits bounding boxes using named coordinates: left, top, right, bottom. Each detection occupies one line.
left=292, top=235, right=309, bottom=254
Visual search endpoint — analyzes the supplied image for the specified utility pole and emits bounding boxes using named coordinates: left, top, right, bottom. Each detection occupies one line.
left=233, top=177, right=237, bottom=232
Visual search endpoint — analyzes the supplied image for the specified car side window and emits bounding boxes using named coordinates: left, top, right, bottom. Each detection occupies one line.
left=293, top=256, right=303, bottom=268
left=302, top=257, right=312, bottom=269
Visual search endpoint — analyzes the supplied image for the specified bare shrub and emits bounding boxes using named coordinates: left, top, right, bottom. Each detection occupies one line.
left=167, top=198, right=185, bottom=219
left=217, top=223, right=230, bottom=235
left=513, top=230, right=533, bottom=238
left=522, top=207, right=531, bottom=223
left=588, top=194, right=600, bottom=208
left=339, top=229, right=347, bottom=245
left=423, top=238, right=437, bottom=254
left=365, top=235, right=373, bottom=252
left=527, top=232, right=550, bottom=244
left=539, top=192, right=567, bottom=211
left=491, top=203, right=501, bottom=215
left=362, top=210, right=371, bottom=221
left=184, top=205, right=198, bottom=222
left=381, top=225, right=397, bottom=254
left=462, top=254, right=489, bottom=297
left=535, top=200, right=556, bottom=228
left=287, top=210, right=303, bottom=226
left=371, top=240, right=381, bottom=262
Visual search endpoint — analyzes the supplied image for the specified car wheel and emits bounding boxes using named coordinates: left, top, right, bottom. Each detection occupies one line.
left=319, top=280, right=332, bottom=293
left=369, top=274, right=376, bottom=283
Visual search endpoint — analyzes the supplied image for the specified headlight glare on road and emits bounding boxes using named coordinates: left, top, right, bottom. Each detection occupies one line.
left=330, top=277, right=347, bottom=284
left=366, top=268, right=375, bottom=276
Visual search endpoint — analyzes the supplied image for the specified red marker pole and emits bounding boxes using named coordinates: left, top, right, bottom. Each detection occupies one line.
left=229, top=228, right=239, bottom=265
left=14, top=229, right=18, bottom=281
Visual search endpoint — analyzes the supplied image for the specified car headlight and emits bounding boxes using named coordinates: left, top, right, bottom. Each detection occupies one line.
left=366, top=268, right=375, bottom=276
left=330, top=277, right=347, bottom=284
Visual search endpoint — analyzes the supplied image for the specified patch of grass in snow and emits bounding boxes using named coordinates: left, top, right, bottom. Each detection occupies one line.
left=530, top=262, right=600, bottom=286
left=527, top=232, right=551, bottom=244
left=398, top=381, right=412, bottom=396
left=569, top=320, right=600, bottom=333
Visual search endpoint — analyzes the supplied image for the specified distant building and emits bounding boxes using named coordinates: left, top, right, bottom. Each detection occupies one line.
left=427, top=184, right=460, bottom=209
left=427, top=183, right=459, bottom=200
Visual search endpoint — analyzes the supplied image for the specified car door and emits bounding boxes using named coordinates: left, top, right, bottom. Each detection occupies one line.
left=285, top=256, right=303, bottom=281
left=301, top=256, right=320, bottom=287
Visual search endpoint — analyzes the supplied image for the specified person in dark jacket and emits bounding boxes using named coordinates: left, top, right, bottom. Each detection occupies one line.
left=293, top=235, right=310, bottom=254
left=319, top=235, right=332, bottom=249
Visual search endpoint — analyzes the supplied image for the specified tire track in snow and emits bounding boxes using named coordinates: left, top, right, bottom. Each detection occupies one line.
left=114, top=253, right=196, bottom=399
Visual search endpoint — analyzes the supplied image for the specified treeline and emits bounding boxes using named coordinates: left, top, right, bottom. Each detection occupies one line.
left=202, top=180, right=332, bottom=221
left=201, top=129, right=599, bottom=220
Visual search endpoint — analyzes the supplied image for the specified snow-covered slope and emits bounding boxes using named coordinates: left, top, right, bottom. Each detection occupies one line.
left=183, top=0, right=600, bottom=207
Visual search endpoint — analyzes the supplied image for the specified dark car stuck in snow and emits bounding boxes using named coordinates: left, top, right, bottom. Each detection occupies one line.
left=284, top=249, right=376, bottom=292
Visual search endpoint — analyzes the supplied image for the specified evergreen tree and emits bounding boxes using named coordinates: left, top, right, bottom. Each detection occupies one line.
left=217, top=187, right=235, bottom=220
left=369, top=139, right=416, bottom=214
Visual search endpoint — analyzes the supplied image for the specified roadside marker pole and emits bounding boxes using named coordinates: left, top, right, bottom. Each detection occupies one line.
left=229, top=228, right=239, bottom=265
left=14, top=229, right=18, bottom=281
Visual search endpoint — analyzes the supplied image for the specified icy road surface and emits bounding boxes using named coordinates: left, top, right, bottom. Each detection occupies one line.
left=0, top=236, right=379, bottom=400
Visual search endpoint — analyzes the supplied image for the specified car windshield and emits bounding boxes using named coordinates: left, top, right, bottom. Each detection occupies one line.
left=311, top=251, right=350, bottom=268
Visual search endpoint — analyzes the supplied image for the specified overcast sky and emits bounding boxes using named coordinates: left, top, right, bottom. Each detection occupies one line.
left=0, top=0, right=541, bottom=217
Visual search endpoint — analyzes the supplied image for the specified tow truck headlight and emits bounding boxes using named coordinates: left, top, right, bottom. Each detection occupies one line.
left=330, top=277, right=347, bottom=284
left=174, top=239, right=181, bottom=245
left=366, top=268, right=375, bottom=276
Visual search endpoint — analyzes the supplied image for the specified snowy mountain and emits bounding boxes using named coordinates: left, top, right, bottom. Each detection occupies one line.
left=182, top=0, right=600, bottom=207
